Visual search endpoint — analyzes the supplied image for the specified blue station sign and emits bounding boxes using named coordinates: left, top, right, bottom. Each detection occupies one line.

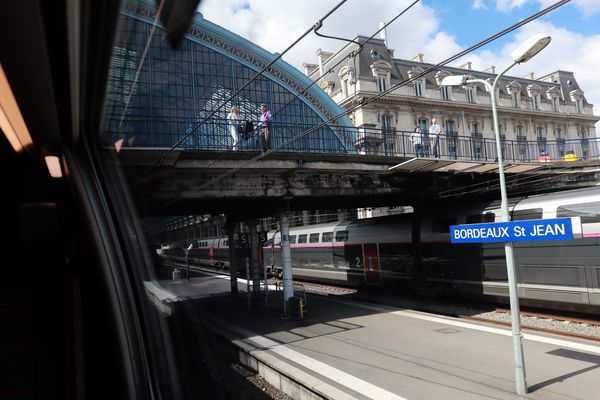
left=450, top=217, right=581, bottom=244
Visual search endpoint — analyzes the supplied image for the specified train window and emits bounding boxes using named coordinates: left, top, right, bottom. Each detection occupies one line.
left=224, top=240, right=228, bottom=246
left=335, top=230, right=349, bottom=242
left=298, top=234, right=307, bottom=244
left=557, top=202, right=600, bottom=223
left=309, top=233, right=320, bottom=243
left=466, top=212, right=495, bottom=223
left=512, top=208, right=543, bottom=221
left=322, top=232, right=333, bottom=242
left=432, top=217, right=457, bottom=233
left=289, top=235, right=296, bottom=244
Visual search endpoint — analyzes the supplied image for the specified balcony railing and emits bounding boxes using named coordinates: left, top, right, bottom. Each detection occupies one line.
left=104, top=116, right=598, bottom=163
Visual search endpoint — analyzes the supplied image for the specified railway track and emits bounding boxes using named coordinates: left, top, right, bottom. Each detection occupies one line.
left=293, top=279, right=600, bottom=342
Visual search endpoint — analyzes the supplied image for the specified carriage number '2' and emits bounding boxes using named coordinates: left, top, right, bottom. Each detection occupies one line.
left=355, top=257, right=362, bottom=269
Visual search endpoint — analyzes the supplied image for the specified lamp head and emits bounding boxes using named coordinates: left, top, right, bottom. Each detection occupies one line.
left=440, top=74, right=469, bottom=86
left=511, top=34, right=551, bottom=64
left=186, top=243, right=193, bottom=251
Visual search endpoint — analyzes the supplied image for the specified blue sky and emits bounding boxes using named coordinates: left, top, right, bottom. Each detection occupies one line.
left=199, top=0, right=600, bottom=126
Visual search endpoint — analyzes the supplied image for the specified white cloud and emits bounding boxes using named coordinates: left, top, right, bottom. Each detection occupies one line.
left=198, top=0, right=599, bottom=131
left=198, top=0, right=454, bottom=68
left=472, top=0, right=487, bottom=10
left=496, top=0, right=529, bottom=13
left=458, top=20, right=600, bottom=128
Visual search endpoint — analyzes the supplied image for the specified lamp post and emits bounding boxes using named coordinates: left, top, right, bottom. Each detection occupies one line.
left=185, top=243, right=193, bottom=280
left=441, top=34, right=551, bottom=396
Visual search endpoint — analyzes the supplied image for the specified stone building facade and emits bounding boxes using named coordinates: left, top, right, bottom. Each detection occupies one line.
left=304, top=35, right=598, bottom=160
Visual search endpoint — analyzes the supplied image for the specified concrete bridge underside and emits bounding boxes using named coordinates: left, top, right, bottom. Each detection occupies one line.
left=118, top=150, right=600, bottom=218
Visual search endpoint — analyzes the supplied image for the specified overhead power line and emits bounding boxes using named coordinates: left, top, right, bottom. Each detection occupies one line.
left=150, top=0, right=350, bottom=169
left=204, top=0, right=420, bottom=169
left=197, top=0, right=571, bottom=189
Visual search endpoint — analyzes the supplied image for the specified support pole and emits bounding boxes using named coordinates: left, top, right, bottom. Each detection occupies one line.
left=280, top=213, right=293, bottom=316
left=249, top=221, right=260, bottom=295
left=226, top=222, right=238, bottom=297
left=246, top=257, right=251, bottom=310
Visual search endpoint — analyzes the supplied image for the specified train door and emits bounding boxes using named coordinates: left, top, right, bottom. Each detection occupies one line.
left=363, top=243, right=380, bottom=284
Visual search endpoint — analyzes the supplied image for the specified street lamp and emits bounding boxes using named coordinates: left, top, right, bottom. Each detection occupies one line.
left=441, top=33, right=551, bottom=396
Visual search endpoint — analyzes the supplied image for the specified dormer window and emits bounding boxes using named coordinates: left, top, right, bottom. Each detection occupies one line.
left=546, top=86, right=561, bottom=112
left=527, top=84, right=542, bottom=110
left=532, top=94, right=540, bottom=110
left=435, top=71, right=452, bottom=100
left=378, top=75, right=387, bottom=92
left=338, top=65, right=355, bottom=98
left=370, top=60, right=392, bottom=93
left=441, top=85, right=450, bottom=100
left=414, top=80, right=422, bottom=97
left=465, top=86, right=475, bottom=103
left=506, top=80, right=522, bottom=108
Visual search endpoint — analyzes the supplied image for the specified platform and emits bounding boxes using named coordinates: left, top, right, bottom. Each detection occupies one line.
left=146, top=274, right=600, bottom=399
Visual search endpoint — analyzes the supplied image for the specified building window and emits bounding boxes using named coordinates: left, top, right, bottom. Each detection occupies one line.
left=575, top=99, right=583, bottom=114
left=441, top=86, right=450, bottom=100
left=445, top=120, right=455, bottom=134
left=377, top=75, right=387, bottom=92
left=512, top=92, right=520, bottom=108
left=552, top=97, right=559, bottom=112
left=381, top=115, right=393, bottom=133
left=465, top=86, right=475, bottom=103
left=533, top=94, right=540, bottom=110
left=414, top=81, right=422, bottom=97
left=341, top=79, right=349, bottom=97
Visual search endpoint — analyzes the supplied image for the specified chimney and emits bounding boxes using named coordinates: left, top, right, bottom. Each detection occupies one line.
left=379, top=21, right=388, bottom=48
left=459, top=61, right=472, bottom=70
left=302, top=62, right=318, bottom=76
left=411, top=53, right=423, bottom=63
left=316, top=48, right=333, bottom=76
left=483, top=66, right=496, bottom=74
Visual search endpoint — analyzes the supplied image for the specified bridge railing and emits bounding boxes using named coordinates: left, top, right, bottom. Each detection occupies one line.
left=106, top=115, right=599, bottom=162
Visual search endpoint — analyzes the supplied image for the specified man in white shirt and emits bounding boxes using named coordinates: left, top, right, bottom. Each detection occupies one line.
left=429, top=118, right=442, bottom=158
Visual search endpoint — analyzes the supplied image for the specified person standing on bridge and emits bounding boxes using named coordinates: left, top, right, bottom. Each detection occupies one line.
left=227, top=106, right=241, bottom=150
left=411, top=126, right=425, bottom=157
left=257, top=103, right=272, bottom=152
left=429, top=118, right=442, bottom=158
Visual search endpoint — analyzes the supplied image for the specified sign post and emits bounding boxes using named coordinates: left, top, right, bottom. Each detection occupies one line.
left=450, top=216, right=581, bottom=394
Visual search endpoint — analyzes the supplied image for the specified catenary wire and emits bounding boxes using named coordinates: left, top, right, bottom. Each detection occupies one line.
left=149, top=0, right=350, bottom=169
left=197, top=0, right=571, bottom=189
left=203, top=0, right=420, bottom=169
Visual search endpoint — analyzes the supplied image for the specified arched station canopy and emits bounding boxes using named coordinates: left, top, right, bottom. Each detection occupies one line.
left=102, top=0, right=356, bottom=153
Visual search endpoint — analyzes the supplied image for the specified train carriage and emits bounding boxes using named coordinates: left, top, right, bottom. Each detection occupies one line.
left=162, top=187, right=600, bottom=314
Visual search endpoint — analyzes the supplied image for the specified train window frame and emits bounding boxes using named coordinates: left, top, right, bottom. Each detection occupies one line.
left=511, top=208, right=543, bottom=221
left=289, top=235, right=296, bottom=244
left=309, top=233, right=320, bottom=243
left=322, top=232, right=333, bottom=242
left=557, top=202, right=600, bottom=223
left=431, top=217, right=457, bottom=233
left=465, top=212, right=495, bottom=224
left=298, top=234, right=307, bottom=244
left=335, top=230, right=349, bottom=242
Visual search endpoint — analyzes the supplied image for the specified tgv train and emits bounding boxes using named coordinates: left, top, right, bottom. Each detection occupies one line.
left=162, top=187, right=600, bottom=314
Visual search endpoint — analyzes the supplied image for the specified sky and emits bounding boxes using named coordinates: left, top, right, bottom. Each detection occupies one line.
left=198, top=0, right=600, bottom=128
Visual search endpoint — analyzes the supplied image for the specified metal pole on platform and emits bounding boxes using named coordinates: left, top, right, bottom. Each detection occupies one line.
left=249, top=221, right=260, bottom=296
left=185, top=243, right=192, bottom=281
left=441, top=34, right=552, bottom=396
left=227, top=223, right=238, bottom=297
left=245, top=257, right=251, bottom=310
left=280, top=213, right=293, bottom=317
